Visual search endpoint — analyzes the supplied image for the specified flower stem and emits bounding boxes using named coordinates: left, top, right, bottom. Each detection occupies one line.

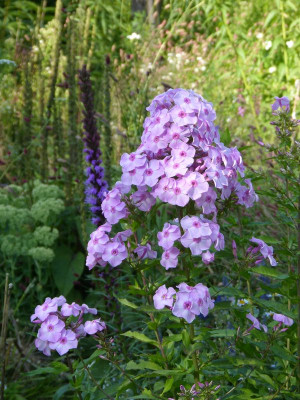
left=189, top=323, right=200, bottom=383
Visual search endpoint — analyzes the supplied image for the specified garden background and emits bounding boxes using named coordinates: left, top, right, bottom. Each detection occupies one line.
left=0, top=0, right=299, bottom=399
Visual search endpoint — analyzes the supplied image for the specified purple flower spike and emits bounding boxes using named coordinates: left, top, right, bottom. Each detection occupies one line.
left=79, top=65, right=108, bottom=226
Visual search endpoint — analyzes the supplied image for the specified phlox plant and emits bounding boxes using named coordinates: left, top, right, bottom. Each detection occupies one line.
left=30, top=90, right=297, bottom=399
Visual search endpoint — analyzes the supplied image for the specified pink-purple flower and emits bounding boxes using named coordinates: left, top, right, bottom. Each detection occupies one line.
left=157, top=223, right=181, bottom=250
left=84, top=319, right=106, bottom=334
left=153, top=285, right=176, bottom=309
left=160, top=247, right=180, bottom=270
left=31, top=297, right=105, bottom=357
left=250, top=237, right=277, bottom=266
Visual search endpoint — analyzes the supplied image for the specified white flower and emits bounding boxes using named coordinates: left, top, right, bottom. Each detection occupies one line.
left=197, top=56, right=206, bottom=65
left=256, top=32, right=263, bottom=39
left=268, top=66, right=276, bottom=73
left=263, top=40, right=272, bottom=50
left=201, top=65, right=206, bottom=71
left=237, top=298, right=249, bottom=307
left=194, top=67, right=199, bottom=73
left=127, top=32, right=141, bottom=41
left=286, top=40, right=294, bottom=48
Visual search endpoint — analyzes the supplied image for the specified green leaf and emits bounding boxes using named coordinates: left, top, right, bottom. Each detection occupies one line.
left=162, top=377, right=174, bottom=394
left=264, top=10, right=278, bottom=27
left=253, top=298, right=296, bottom=319
left=51, top=246, right=85, bottom=296
left=126, top=360, right=161, bottom=371
left=118, top=298, right=138, bottom=309
left=122, top=331, right=159, bottom=347
left=209, top=329, right=235, bottom=338
left=271, top=344, right=296, bottom=362
left=251, top=265, right=289, bottom=280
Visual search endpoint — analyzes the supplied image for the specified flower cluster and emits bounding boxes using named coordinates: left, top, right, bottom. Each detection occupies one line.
left=86, top=222, right=132, bottom=269
left=153, top=283, right=214, bottom=323
left=156, top=216, right=224, bottom=268
left=87, top=89, right=258, bottom=270
left=168, top=381, right=220, bottom=400
left=31, top=296, right=106, bottom=356
left=248, top=237, right=277, bottom=266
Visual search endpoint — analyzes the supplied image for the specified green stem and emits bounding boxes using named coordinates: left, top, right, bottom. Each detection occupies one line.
left=221, top=9, right=261, bottom=134
left=279, top=0, right=289, bottom=82
left=189, top=323, right=200, bottom=383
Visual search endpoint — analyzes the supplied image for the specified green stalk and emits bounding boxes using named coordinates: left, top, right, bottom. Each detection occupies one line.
left=221, top=9, right=261, bottom=134
left=41, top=0, right=63, bottom=181
left=279, top=0, right=289, bottom=82
left=189, top=323, right=200, bottom=383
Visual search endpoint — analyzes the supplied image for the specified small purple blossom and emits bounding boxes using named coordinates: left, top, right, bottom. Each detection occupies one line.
left=250, top=237, right=277, bottom=266
left=271, top=96, right=290, bottom=113
left=160, top=247, right=180, bottom=270
left=157, top=223, right=181, bottom=250
left=84, top=319, right=106, bottom=334
left=134, top=243, right=157, bottom=260
left=153, top=285, right=176, bottom=310
left=246, top=313, right=267, bottom=333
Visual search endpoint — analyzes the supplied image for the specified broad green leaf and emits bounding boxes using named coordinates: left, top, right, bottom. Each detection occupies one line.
left=126, top=360, right=161, bottom=371
left=51, top=246, right=85, bottom=296
left=122, top=331, right=159, bottom=347
left=118, top=298, right=138, bottom=309
left=253, top=298, right=296, bottom=319
left=251, top=265, right=289, bottom=280
left=209, top=329, right=235, bottom=338
left=162, top=377, right=174, bottom=394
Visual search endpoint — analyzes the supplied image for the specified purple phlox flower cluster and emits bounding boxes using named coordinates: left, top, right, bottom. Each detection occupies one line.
left=248, top=237, right=277, bottom=266
left=168, top=381, right=220, bottom=400
left=101, top=88, right=257, bottom=225
left=86, top=222, right=159, bottom=269
left=271, top=96, right=290, bottom=113
left=101, top=188, right=129, bottom=224
left=246, top=313, right=267, bottom=333
left=86, top=222, right=132, bottom=269
left=156, top=216, right=223, bottom=269
left=154, top=283, right=214, bottom=323
left=31, top=296, right=106, bottom=356
left=180, top=215, right=224, bottom=263
left=87, top=89, right=258, bottom=271
left=79, top=65, right=108, bottom=226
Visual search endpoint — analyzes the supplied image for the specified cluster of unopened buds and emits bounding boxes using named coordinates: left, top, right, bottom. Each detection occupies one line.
left=153, top=283, right=214, bottom=323
left=31, top=296, right=106, bottom=356
left=168, top=381, right=220, bottom=400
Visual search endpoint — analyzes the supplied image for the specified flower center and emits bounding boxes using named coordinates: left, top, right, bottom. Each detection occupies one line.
left=183, top=301, right=192, bottom=310
left=48, top=325, right=53, bottom=331
left=174, top=188, right=181, bottom=195
left=191, top=180, right=197, bottom=186
left=146, top=169, right=153, bottom=176
left=112, top=249, right=119, bottom=255
left=129, top=154, right=135, bottom=161
left=178, top=111, right=186, bottom=118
